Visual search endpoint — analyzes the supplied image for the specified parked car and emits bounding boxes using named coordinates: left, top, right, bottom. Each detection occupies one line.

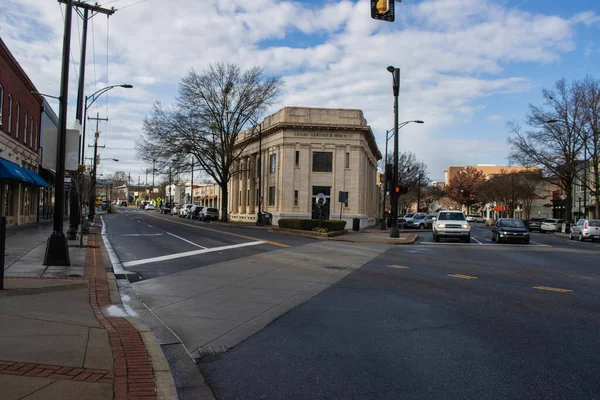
left=171, top=205, right=181, bottom=215
left=179, top=204, right=193, bottom=217
left=199, top=207, right=219, bottom=221
left=540, top=218, right=563, bottom=233
left=432, top=210, right=470, bottom=243
left=411, top=214, right=437, bottom=229
left=569, top=219, right=600, bottom=242
left=526, top=217, right=544, bottom=232
left=119, top=200, right=127, bottom=207
left=144, top=203, right=155, bottom=211
left=399, top=212, right=426, bottom=228
left=139, top=201, right=148, bottom=209
left=160, top=203, right=172, bottom=214
left=189, top=205, right=205, bottom=219
left=466, top=214, right=484, bottom=223
left=491, top=218, right=530, bottom=244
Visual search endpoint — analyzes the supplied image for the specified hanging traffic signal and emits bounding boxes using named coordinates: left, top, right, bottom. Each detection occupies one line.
left=371, top=0, right=395, bottom=22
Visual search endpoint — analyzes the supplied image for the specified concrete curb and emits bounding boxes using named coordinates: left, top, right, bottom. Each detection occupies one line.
left=270, top=227, right=346, bottom=238
left=328, top=234, right=419, bottom=245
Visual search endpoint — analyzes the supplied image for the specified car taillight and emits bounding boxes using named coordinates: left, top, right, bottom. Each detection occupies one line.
left=584, top=221, right=588, bottom=230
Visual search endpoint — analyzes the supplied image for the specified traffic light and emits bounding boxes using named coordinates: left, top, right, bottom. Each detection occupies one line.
left=395, top=185, right=409, bottom=195
left=371, top=0, right=395, bottom=22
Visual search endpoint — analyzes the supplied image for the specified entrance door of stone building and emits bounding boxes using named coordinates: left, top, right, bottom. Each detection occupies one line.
left=311, top=186, right=330, bottom=220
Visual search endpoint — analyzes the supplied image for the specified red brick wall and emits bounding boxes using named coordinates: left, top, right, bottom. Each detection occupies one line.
left=0, top=38, right=42, bottom=156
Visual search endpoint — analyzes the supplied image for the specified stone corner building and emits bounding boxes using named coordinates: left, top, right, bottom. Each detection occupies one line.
left=228, top=107, right=382, bottom=229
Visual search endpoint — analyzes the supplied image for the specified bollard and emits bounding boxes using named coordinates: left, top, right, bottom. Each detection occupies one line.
left=0, top=217, right=6, bottom=290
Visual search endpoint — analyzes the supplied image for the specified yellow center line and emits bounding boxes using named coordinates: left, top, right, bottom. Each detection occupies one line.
left=448, top=274, right=478, bottom=280
left=533, top=286, right=573, bottom=293
left=138, top=211, right=291, bottom=248
left=387, top=265, right=410, bottom=269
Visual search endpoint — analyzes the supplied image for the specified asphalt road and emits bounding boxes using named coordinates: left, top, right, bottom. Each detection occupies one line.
left=200, top=225, right=600, bottom=400
left=103, top=207, right=314, bottom=280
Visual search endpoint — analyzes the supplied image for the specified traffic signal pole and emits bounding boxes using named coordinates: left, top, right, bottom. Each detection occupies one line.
left=390, top=67, right=400, bottom=238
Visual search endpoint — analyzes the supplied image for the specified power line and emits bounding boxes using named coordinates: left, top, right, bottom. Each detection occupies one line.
left=119, top=0, right=150, bottom=11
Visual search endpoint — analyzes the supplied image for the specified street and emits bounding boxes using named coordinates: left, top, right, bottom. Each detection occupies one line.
left=197, top=224, right=600, bottom=400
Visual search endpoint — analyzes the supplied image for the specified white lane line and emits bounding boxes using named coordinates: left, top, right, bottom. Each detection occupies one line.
left=122, top=241, right=264, bottom=267
left=471, top=237, right=483, bottom=244
left=147, top=224, right=154, bottom=228
left=122, top=233, right=163, bottom=237
left=166, top=232, right=207, bottom=249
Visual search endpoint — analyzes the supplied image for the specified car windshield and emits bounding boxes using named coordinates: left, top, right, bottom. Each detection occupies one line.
left=543, top=219, right=556, bottom=223
left=413, top=215, right=425, bottom=220
left=404, top=213, right=414, bottom=218
left=499, top=219, right=526, bottom=228
left=438, top=212, right=466, bottom=221
left=208, top=208, right=218, bottom=212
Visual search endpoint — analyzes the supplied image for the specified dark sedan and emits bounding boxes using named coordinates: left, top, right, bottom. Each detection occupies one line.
left=526, top=217, right=543, bottom=232
left=492, top=218, right=530, bottom=244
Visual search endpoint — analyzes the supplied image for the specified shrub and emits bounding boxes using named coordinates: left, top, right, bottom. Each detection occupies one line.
left=278, top=219, right=346, bottom=232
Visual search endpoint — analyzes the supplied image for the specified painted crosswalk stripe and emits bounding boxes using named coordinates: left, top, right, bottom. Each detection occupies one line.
left=122, top=241, right=264, bottom=267
left=533, top=286, right=573, bottom=293
left=387, top=265, right=410, bottom=269
left=448, top=274, right=478, bottom=280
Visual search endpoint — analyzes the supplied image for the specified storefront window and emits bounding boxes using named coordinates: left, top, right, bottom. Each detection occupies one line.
left=4, top=184, right=13, bottom=216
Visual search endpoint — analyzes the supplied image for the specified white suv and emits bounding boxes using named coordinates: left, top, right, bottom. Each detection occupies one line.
left=432, top=210, right=471, bottom=243
left=179, top=204, right=193, bottom=218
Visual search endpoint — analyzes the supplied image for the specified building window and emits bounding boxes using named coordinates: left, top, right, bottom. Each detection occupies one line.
left=0, top=85, right=3, bottom=125
left=30, top=117, right=34, bottom=147
left=268, top=186, right=275, bottom=206
left=295, top=151, right=300, bottom=166
left=7, top=96, right=13, bottom=134
left=24, top=111, right=28, bottom=144
left=345, top=152, right=350, bottom=169
left=294, top=190, right=299, bottom=207
left=270, top=154, right=276, bottom=173
left=15, top=103, right=20, bottom=139
left=312, top=152, right=333, bottom=172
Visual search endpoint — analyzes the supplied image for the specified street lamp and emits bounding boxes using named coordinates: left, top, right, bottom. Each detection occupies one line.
left=81, top=84, right=132, bottom=164
left=379, top=120, right=424, bottom=230
left=387, top=65, right=401, bottom=238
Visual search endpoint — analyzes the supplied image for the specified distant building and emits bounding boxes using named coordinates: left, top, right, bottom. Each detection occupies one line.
left=228, top=107, right=382, bottom=228
left=444, top=164, right=532, bottom=185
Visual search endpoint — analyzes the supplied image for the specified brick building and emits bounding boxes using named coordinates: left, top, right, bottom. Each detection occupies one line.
left=0, top=37, right=50, bottom=225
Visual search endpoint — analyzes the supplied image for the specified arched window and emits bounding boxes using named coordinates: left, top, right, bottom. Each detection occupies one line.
left=7, top=95, right=12, bottom=133
left=30, top=116, right=34, bottom=148
left=24, top=111, right=28, bottom=144
left=15, top=102, right=20, bottom=139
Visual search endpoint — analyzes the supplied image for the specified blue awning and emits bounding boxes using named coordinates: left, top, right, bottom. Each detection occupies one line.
left=25, top=169, right=50, bottom=188
left=0, top=158, right=49, bottom=187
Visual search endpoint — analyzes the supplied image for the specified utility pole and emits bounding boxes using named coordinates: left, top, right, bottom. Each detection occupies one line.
left=61, top=0, right=115, bottom=240
left=388, top=66, right=401, bottom=238
left=169, top=167, right=172, bottom=205
left=44, top=0, right=73, bottom=266
left=88, top=113, right=108, bottom=221
left=190, top=156, right=194, bottom=205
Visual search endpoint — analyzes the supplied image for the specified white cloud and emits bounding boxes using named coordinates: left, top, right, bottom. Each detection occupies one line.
left=0, top=0, right=597, bottom=179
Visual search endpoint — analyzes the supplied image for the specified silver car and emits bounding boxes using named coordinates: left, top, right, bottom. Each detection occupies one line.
left=540, top=218, right=563, bottom=233
left=200, top=207, right=219, bottom=221
left=569, top=219, right=600, bottom=241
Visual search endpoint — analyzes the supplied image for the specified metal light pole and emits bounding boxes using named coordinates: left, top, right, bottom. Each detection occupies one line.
left=379, top=120, right=424, bottom=230
left=44, top=0, right=73, bottom=266
left=388, top=66, right=401, bottom=238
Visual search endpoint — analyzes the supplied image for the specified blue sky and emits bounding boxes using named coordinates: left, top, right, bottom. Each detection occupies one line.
left=1, top=0, right=599, bottom=181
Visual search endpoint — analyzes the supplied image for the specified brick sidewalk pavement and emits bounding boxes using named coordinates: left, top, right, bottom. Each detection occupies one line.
left=85, top=227, right=158, bottom=400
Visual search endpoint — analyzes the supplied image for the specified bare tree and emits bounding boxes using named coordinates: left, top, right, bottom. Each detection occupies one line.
left=447, top=166, right=486, bottom=213
left=420, top=184, right=446, bottom=212
left=71, top=165, right=94, bottom=246
left=478, top=170, right=542, bottom=219
left=137, top=62, right=283, bottom=222
left=508, top=78, right=587, bottom=222
left=577, top=76, right=600, bottom=218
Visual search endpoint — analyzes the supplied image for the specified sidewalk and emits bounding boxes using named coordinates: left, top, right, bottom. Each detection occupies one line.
left=4, top=219, right=86, bottom=278
left=1, top=222, right=176, bottom=400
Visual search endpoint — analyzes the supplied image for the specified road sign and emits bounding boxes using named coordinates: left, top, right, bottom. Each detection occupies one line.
left=64, top=176, right=71, bottom=191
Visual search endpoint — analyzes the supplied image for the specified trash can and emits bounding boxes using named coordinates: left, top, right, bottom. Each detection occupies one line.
left=353, top=217, right=360, bottom=232
left=262, top=212, right=272, bottom=226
